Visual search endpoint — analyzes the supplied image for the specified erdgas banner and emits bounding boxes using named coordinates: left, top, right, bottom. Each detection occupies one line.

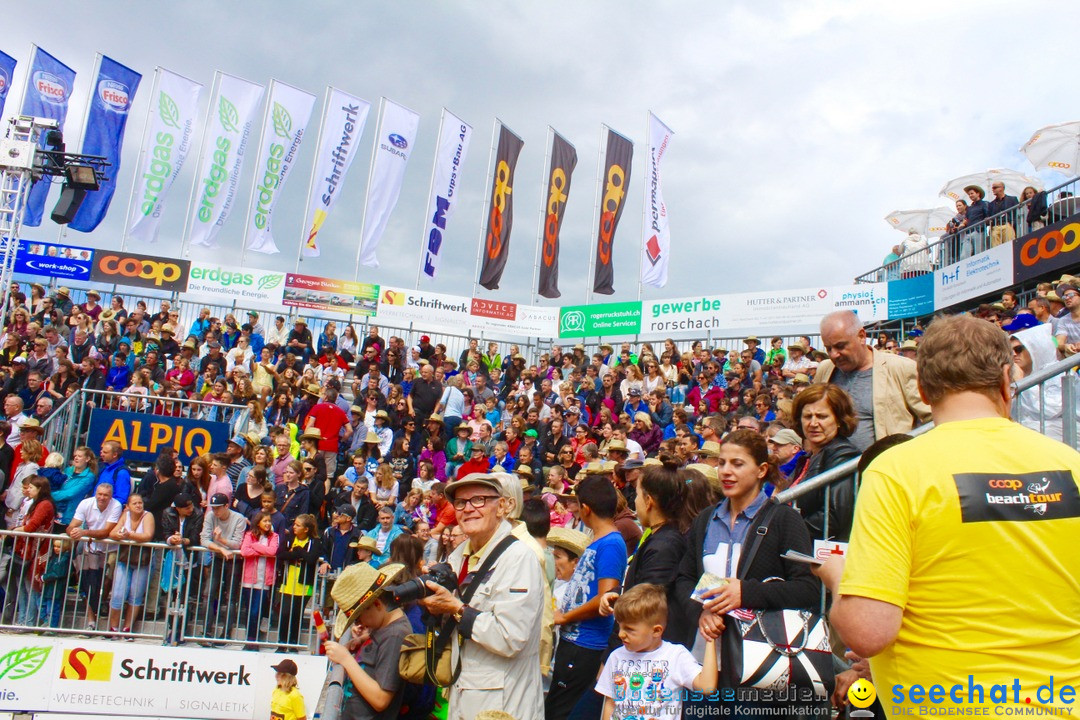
left=186, top=72, right=264, bottom=249
left=420, top=109, right=472, bottom=280
left=357, top=98, right=420, bottom=268
left=126, top=68, right=202, bottom=244
left=244, top=79, right=316, bottom=255
left=302, top=88, right=371, bottom=258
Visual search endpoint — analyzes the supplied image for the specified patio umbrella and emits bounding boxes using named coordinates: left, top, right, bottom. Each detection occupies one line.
left=939, top=169, right=1044, bottom=202
left=1020, top=121, right=1080, bottom=175
left=884, top=207, right=956, bottom=238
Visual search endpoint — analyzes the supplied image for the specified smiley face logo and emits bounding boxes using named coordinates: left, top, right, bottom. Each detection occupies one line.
left=848, top=678, right=877, bottom=709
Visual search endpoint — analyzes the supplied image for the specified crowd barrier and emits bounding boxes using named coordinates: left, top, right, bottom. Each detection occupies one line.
left=0, top=530, right=328, bottom=651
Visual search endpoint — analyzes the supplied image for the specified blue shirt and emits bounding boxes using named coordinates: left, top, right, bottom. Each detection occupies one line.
left=98, top=458, right=132, bottom=505
left=560, top=530, right=628, bottom=650
left=702, top=492, right=768, bottom=578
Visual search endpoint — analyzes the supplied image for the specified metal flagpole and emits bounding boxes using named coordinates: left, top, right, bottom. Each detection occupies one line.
left=415, top=107, right=446, bottom=290
left=54, top=52, right=102, bottom=246
left=353, top=96, right=385, bottom=282
left=180, top=70, right=221, bottom=259
left=585, top=124, right=607, bottom=307
left=295, top=85, right=330, bottom=274
left=530, top=126, right=553, bottom=307
left=118, top=66, right=160, bottom=253
left=472, top=118, right=499, bottom=298
left=240, top=78, right=276, bottom=268
left=636, top=111, right=649, bottom=302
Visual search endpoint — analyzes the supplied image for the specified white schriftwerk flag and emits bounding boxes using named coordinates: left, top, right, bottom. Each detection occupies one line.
left=126, top=69, right=203, bottom=244
left=640, top=112, right=674, bottom=289
left=245, top=80, right=316, bottom=255
left=301, top=88, right=371, bottom=258
left=186, top=72, right=264, bottom=249
left=420, top=109, right=472, bottom=280
left=356, top=98, right=420, bottom=268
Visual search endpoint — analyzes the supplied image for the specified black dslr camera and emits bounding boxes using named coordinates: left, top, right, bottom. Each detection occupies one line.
left=385, top=563, right=459, bottom=603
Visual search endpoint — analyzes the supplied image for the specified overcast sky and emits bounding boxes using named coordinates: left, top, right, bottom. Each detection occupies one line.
left=3, top=1, right=1074, bottom=307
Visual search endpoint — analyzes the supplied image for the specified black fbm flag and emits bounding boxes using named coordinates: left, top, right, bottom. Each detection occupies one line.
left=538, top=132, right=577, bottom=299
left=478, top=123, right=525, bottom=291
left=593, top=128, right=633, bottom=295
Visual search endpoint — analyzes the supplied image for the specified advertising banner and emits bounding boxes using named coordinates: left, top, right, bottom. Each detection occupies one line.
left=538, top=131, right=577, bottom=299
left=244, top=79, right=316, bottom=255
left=0, top=635, right=327, bottom=720
left=641, top=113, right=673, bottom=289
left=87, top=408, right=228, bottom=465
left=376, top=285, right=470, bottom=328
left=887, top=274, right=935, bottom=320
left=89, top=251, right=190, bottom=291
left=183, top=261, right=287, bottom=310
left=478, top=123, right=525, bottom=290
left=356, top=98, right=420, bottom=268
left=125, top=68, right=203, bottom=245
left=559, top=301, right=643, bottom=338
left=302, top=88, right=371, bottom=258
left=19, top=46, right=76, bottom=227
left=283, top=272, right=378, bottom=316
left=69, top=55, right=142, bottom=232
left=14, top=241, right=94, bottom=281
left=593, top=128, right=633, bottom=295
left=0, top=49, right=16, bottom=123
left=934, top=243, right=1014, bottom=310
left=1012, top=217, right=1080, bottom=284
left=511, top=304, right=561, bottom=337
left=186, top=72, right=264, bottom=249
left=473, top=299, right=560, bottom=337
left=421, top=109, right=472, bottom=280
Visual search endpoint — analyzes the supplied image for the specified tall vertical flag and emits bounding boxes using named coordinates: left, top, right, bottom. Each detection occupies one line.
left=244, top=80, right=316, bottom=255
left=125, top=69, right=203, bottom=244
left=640, top=113, right=673, bottom=288
left=537, top=131, right=576, bottom=299
left=301, top=88, right=370, bottom=258
left=69, top=55, right=141, bottom=232
left=420, top=109, right=471, bottom=280
left=592, top=128, right=633, bottom=295
left=186, top=72, right=263, bottom=249
left=355, top=98, right=420, bottom=269
left=478, top=123, right=524, bottom=291
left=19, top=47, right=76, bottom=227
left=0, top=50, right=16, bottom=120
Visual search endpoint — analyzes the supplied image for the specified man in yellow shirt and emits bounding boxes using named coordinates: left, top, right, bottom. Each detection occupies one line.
left=818, top=314, right=1080, bottom=714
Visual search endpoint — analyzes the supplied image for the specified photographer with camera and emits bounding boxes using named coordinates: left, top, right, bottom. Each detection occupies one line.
left=416, top=473, right=545, bottom=720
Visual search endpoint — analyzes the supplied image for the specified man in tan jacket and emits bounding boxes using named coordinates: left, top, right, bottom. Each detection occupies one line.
left=814, top=310, right=931, bottom=451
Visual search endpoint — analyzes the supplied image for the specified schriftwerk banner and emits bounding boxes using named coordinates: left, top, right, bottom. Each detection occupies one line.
left=69, top=55, right=142, bottom=232
left=0, top=50, right=16, bottom=120
left=244, top=80, right=316, bottom=255
left=301, top=88, right=371, bottom=258
left=126, top=69, right=203, bottom=244
left=19, top=47, right=76, bottom=227
left=478, top=123, right=525, bottom=291
left=186, top=72, right=263, bottom=249
left=593, top=128, right=633, bottom=295
left=640, top=113, right=673, bottom=289
left=420, top=109, right=471, bottom=280
left=537, top=131, right=577, bottom=299
left=356, top=98, right=420, bottom=268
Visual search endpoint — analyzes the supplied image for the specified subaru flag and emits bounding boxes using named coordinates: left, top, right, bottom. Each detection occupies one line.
left=0, top=50, right=16, bottom=121
left=69, top=55, right=142, bottom=232
left=19, top=46, right=76, bottom=227
left=640, top=113, right=673, bottom=289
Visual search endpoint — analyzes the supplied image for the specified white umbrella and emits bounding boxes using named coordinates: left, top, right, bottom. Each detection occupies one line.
left=1020, top=121, right=1080, bottom=174
left=884, top=207, right=956, bottom=238
left=939, top=169, right=1044, bottom=202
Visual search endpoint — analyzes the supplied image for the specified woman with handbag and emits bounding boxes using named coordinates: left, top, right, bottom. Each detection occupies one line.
left=674, top=430, right=830, bottom=715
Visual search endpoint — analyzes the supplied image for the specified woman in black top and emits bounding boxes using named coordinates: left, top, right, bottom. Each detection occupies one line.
left=276, top=513, right=320, bottom=648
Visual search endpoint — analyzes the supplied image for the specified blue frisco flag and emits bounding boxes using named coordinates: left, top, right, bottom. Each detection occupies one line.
left=19, top=46, right=76, bottom=227
left=69, top=55, right=141, bottom=232
left=0, top=50, right=16, bottom=120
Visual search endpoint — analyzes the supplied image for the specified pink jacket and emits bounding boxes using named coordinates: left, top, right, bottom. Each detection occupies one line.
left=240, top=531, right=279, bottom=586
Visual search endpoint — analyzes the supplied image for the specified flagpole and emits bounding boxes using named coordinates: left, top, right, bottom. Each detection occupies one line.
left=415, top=108, right=446, bottom=290
left=180, top=70, right=221, bottom=259
left=119, top=67, right=160, bottom=253
left=472, top=118, right=499, bottom=298
left=353, top=96, right=385, bottom=282
left=54, top=52, right=101, bottom=246
left=240, top=78, right=276, bottom=267
left=531, top=126, right=553, bottom=307
left=585, top=124, right=607, bottom=307
left=295, top=86, right=330, bottom=274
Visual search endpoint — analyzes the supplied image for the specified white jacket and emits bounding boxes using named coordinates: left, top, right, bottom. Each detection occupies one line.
left=447, top=520, right=544, bottom=720
left=1014, top=324, right=1072, bottom=441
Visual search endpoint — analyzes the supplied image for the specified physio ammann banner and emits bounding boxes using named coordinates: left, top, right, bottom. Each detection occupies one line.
left=19, top=46, right=76, bottom=227
left=420, top=109, right=472, bottom=280
left=593, top=128, right=633, bottom=296
left=478, top=123, right=525, bottom=291
left=87, top=408, right=228, bottom=465
left=69, top=55, right=142, bottom=232
left=538, top=131, right=577, bottom=299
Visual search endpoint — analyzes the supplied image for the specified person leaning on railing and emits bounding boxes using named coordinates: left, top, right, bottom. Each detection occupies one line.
left=107, top=492, right=155, bottom=635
